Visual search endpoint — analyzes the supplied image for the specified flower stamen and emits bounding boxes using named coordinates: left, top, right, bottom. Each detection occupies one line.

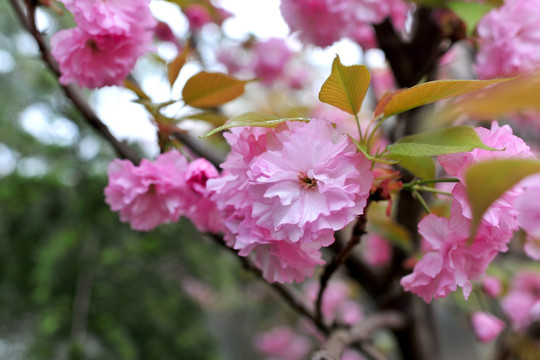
left=297, top=171, right=317, bottom=190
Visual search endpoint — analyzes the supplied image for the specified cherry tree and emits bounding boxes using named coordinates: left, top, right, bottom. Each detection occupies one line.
left=8, top=0, right=540, bottom=358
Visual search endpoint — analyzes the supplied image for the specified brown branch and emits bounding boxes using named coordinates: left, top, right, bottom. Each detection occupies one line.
left=310, top=311, right=407, bottom=360
left=207, top=234, right=329, bottom=334
left=315, top=209, right=369, bottom=325
left=8, top=0, right=141, bottom=164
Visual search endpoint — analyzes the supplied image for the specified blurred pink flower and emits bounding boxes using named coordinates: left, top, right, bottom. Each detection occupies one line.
left=475, top=0, right=540, bottom=79
left=516, top=175, right=540, bottom=259
left=59, top=0, right=155, bottom=35
left=183, top=158, right=223, bottom=233
left=482, top=276, right=503, bottom=298
left=184, top=4, right=212, bottom=31
left=254, top=326, right=311, bottom=360
left=342, top=349, right=367, bottom=360
left=280, top=0, right=410, bottom=48
left=104, top=150, right=188, bottom=231
left=501, top=271, right=540, bottom=330
left=51, top=28, right=153, bottom=88
left=361, top=233, right=392, bottom=266
left=305, top=280, right=363, bottom=325
left=471, top=312, right=505, bottom=343
left=252, top=38, right=294, bottom=85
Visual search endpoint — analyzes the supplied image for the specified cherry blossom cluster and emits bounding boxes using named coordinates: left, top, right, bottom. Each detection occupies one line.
left=104, top=150, right=221, bottom=233
left=279, top=0, right=410, bottom=48
left=401, top=122, right=536, bottom=302
left=105, top=119, right=374, bottom=283
left=51, top=0, right=156, bottom=88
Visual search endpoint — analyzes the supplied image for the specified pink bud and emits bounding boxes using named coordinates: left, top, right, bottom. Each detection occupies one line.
left=471, top=312, right=505, bottom=343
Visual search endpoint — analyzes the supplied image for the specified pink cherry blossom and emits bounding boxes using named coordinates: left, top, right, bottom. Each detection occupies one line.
left=183, top=158, right=223, bottom=233
left=51, top=27, right=153, bottom=88
left=400, top=212, right=501, bottom=303
left=482, top=276, right=503, bottom=298
left=247, top=119, right=373, bottom=246
left=516, top=175, right=540, bottom=259
left=59, top=0, right=156, bottom=35
left=252, top=38, right=294, bottom=85
left=361, top=233, right=392, bottom=266
left=280, top=0, right=410, bottom=48
left=208, top=120, right=373, bottom=283
left=501, top=271, right=540, bottom=330
left=184, top=4, right=212, bottom=31
left=471, top=312, right=505, bottom=343
left=254, top=326, right=311, bottom=360
left=439, top=122, right=534, bottom=234
left=305, top=280, right=363, bottom=325
left=475, top=0, right=540, bottom=79
left=104, top=150, right=188, bottom=231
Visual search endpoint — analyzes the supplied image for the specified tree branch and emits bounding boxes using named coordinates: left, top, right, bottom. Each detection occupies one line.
left=315, top=208, right=369, bottom=325
left=8, top=0, right=141, bottom=164
left=207, top=234, right=329, bottom=334
left=310, top=311, right=407, bottom=360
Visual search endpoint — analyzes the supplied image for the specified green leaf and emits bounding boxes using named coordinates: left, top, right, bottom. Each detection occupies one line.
left=319, top=55, right=371, bottom=116
left=465, top=159, right=540, bottom=239
left=386, top=126, right=496, bottom=157
left=435, top=71, right=540, bottom=122
left=182, top=72, right=250, bottom=108
left=374, top=78, right=511, bottom=119
left=388, top=154, right=436, bottom=180
left=202, top=112, right=309, bottom=137
left=179, top=111, right=228, bottom=125
left=167, top=44, right=190, bottom=88
left=447, top=1, right=495, bottom=36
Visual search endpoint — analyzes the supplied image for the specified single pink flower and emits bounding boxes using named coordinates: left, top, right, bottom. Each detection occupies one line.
left=482, top=276, right=503, bottom=298
left=208, top=120, right=374, bottom=283
left=254, top=326, right=311, bottom=360
left=51, top=27, right=153, bottom=88
left=104, top=150, right=188, bottom=231
left=184, top=4, right=212, bottom=31
left=475, top=0, right=540, bottom=79
left=59, top=0, right=156, bottom=35
left=252, top=38, right=294, bottom=85
left=361, top=233, right=392, bottom=266
left=471, top=312, right=505, bottom=343
left=501, top=271, right=540, bottom=330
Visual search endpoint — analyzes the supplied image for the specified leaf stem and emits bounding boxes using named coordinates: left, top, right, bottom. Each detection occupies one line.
left=412, top=189, right=431, bottom=214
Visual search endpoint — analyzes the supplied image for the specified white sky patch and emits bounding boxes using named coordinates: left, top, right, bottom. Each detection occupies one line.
left=19, top=104, right=79, bottom=146
left=220, top=0, right=289, bottom=39
left=0, top=144, right=17, bottom=177
left=0, top=49, right=15, bottom=73
left=91, top=87, right=159, bottom=155
left=17, top=156, right=48, bottom=177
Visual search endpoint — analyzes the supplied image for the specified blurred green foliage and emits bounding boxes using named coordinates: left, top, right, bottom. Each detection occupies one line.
left=0, top=2, right=236, bottom=359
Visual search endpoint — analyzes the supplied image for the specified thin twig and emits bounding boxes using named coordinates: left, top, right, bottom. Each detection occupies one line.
left=310, top=311, right=407, bottom=360
left=315, top=207, right=369, bottom=325
left=8, top=0, right=141, bottom=164
left=207, top=234, right=329, bottom=334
